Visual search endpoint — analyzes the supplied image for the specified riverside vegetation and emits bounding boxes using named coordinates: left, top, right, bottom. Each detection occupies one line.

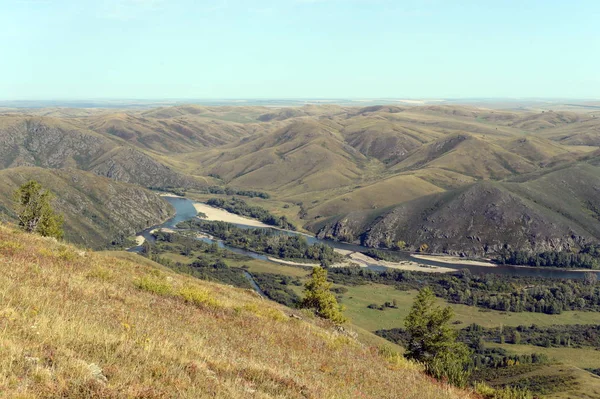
left=177, top=219, right=342, bottom=266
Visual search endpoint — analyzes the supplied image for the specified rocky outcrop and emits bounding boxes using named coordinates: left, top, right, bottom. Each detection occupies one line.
left=315, top=177, right=600, bottom=257
left=0, top=116, right=200, bottom=189
left=0, top=167, right=174, bottom=248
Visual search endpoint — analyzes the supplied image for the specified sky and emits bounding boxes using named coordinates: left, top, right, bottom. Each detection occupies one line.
left=1, top=0, right=599, bottom=100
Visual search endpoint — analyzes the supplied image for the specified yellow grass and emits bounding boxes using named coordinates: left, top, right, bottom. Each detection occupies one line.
left=0, top=225, right=474, bottom=399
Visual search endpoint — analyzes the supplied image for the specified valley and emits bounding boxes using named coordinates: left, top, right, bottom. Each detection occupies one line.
left=2, top=102, right=600, bottom=398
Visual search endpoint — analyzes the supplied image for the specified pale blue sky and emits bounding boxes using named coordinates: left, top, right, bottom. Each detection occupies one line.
left=1, top=0, right=599, bottom=99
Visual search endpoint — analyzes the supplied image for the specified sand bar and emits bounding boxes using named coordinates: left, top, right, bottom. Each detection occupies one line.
left=193, top=203, right=274, bottom=228
left=411, top=254, right=496, bottom=267
left=135, top=235, right=145, bottom=246
left=267, top=257, right=319, bottom=267
left=332, top=252, right=456, bottom=273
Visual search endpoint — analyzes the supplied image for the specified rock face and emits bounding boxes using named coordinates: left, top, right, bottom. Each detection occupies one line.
left=0, top=167, right=174, bottom=249
left=315, top=173, right=600, bottom=257
left=0, top=116, right=198, bottom=189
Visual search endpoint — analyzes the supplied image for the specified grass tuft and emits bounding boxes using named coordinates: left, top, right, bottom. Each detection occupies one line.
left=178, top=285, right=220, bottom=308
left=134, top=276, right=173, bottom=296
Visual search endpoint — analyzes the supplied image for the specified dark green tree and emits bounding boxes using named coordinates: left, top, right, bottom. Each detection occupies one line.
left=301, top=267, right=347, bottom=325
left=405, top=287, right=471, bottom=387
left=14, top=180, right=64, bottom=240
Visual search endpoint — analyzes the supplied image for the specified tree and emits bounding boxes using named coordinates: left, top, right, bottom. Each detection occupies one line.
left=405, top=287, right=471, bottom=387
left=395, top=240, right=407, bottom=250
left=301, top=267, right=347, bottom=325
left=14, top=180, right=63, bottom=240
left=584, top=272, right=598, bottom=286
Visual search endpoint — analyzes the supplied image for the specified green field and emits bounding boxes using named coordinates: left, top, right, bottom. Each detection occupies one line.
left=487, top=342, right=600, bottom=370
left=337, top=283, right=600, bottom=331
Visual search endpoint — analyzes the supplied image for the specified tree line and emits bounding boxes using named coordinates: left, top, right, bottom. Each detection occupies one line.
left=495, top=246, right=600, bottom=269
left=329, top=266, right=600, bottom=314
left=178, top=219, right=342, bottom=265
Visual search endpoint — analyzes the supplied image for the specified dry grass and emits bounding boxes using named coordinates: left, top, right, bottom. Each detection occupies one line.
left=0, top=225, right=475, bottom=399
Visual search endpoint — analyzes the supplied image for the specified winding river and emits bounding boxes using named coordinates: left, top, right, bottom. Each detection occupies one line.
left=131, top=196, right=600, bottom=280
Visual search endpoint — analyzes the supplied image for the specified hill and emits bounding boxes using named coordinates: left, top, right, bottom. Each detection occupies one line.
left=0, top=167, right=173, bottom=248
left=185, top=120, right=368, bottom=194
left=313, top=162, right=600, bottom=256
left=3, top=104, right=600, bottom=256
left=82, top=111, right=262, bottom=153
left=0, top=224, right=473, bottom=399
left=392, top=133, right=538, bottom=179
left=0, top=115, right=201, bottom=189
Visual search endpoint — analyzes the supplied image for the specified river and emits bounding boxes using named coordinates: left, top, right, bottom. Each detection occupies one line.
left=131, top=196, right=600, bottom=280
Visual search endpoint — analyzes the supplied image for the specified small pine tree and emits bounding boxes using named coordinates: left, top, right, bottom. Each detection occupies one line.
left=405, top=287, right=471, bottom=387
left=14, top=180, right=64, bottom=240
left=301, top=267, right=347, bottom=325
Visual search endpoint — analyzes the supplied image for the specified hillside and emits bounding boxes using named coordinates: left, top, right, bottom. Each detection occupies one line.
left=393, top=134, right=538, bottom=179
left=82, top=111, right=263, bottom=153
left=0, top=115, right=201, bottom=189
left=2, top=104, right=600, bottom=256
left=0, top=224, right=473, bottom=399
left=184, top=120, right=368, bottom=194
left=0, top=167, right=173, bottom=248
left=313, top=162, right=600, bottom=255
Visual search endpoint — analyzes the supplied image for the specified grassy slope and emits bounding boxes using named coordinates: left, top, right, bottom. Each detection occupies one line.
left=0, top=225, right=474, bottom=399
left=0, top=167, right=173, bottom=248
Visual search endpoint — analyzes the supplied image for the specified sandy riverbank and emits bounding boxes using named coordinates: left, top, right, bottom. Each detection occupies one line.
left=267, top=257, right=320, bottom=267
left=149, top=227, right=176, bottom=235
left=411, top=254, right=497, bottom=267
left=192, top=203, right=274, bottom=228
left=332, top=251, right=456, bottom=273
left=411, top=254, right=599, bottom=273
left=135, top=235, right=145, bottom=246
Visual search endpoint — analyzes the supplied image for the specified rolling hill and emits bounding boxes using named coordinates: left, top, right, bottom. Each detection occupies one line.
left=0, top=167, right=173, bottom=248
left=2, top=104, right=599, bottom=256
left=185, top=119, right=369, bottom=194
left=0, top=115, right=201, bottom=189
left=392, top=133, right=539, bottom=179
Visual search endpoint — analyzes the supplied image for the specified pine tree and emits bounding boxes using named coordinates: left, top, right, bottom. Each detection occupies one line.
left=14, top=180, right=64, bottom=240
left=301, top=267, right=347, bottom=325
left=405, top=287, right=471, bottom=387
